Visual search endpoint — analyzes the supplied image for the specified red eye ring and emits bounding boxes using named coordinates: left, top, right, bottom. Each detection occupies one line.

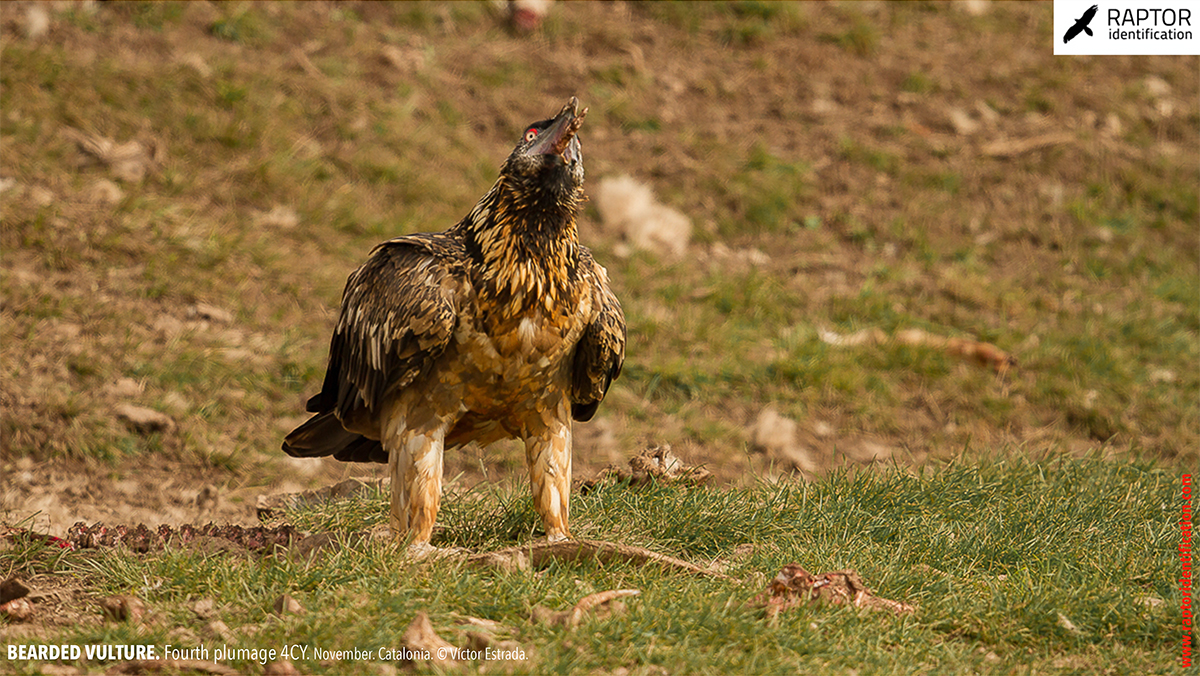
left=525, top=128, right=538, bottom=142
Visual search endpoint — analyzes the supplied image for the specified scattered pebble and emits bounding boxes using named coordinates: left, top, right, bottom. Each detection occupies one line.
left=100, top=595, right=146, bottom=623
left=811, top=96, right=838, bottom=115
left=178, top=52, right=213, bottom=78
left=191, top=598, right=216, bottom=620
left=401, top=612, right=457, bottom=666
left=152, top=314, right=186, bottom=338
left=948, top=107, right=978, bottom=135
left=1056, top=611, right=1083, bottom=635
left=957, top=0, right=990, bottom=16
left=843, top=439, right=896, bottom=464
left=811, top=420, right=834, bottom=438
left=205, top=619, right=233, bottom=640
left=105, top=378, right=145, bottom=398
left=162, top=391, right=191, bottom=415
left=114, top=404, right=175, bottom=434
left=272, top=593, right=305, bottom=616
left=263, top=660, right=300, bottom=676
left=974, top=100, right=1000, bottom=126
left=380, top=44, right=426, bottom=72
left=88, top=179, right=124, bottom=205
left=30, top=186, right=55, bottom=207
left=257, top=205, right=299, bottom=230
left=1142, top=75, right=1171, bottom=98
left=707, top=242, right=770, bottom=269
left=1149, top=369, right=1176, bottom=384
left=187, top=303, right=235, bottom=324
left=25, top=5, right=50, bottom=39
left=751, top=406, right=817, bottom=474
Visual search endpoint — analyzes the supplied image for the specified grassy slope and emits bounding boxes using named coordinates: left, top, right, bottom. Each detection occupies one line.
left=4, top=458, right=1189, bottom=674
left=0, top=2, right=1196, bottom=674
left=1, top=2, right=1196, bottom=478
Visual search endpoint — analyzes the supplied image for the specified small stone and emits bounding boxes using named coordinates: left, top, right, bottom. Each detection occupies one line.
left=957, top=0, right=990, bottom=16
left=381, top=44, right=426, bottom=72
left=751, top=406, right=796, bottom=455
left=812, top=420, right=834, bottom=438
left=1149, top=369, right=1176, bottom=384
left=751, top=407, right=817, bottom=473
left=166, top=626, right=200, bottom=644
left=152, top=314, right=185, bottom=337
left=206, top=619, right=232, bottom=640
left=845, top=439, right=896, bottom=464
left=191, top=597, right=215, bottom=619
left=88, top=179, right=124, bottom=205
left=178, top=52, right=213, bottom=78
left=402, top=612, right=457, bottom=666
left=1103, top=113, right=1122, bottom=138
left=948, top=107, right=978, bottom=135
left=272, top=593, right=305, bottom=616
left=114, top=404, right=175, bottom=434
left=30, top=186, right=54, bottom=207
left=162, top=391, right=191, bottom=415
left=975, top=101, right=1000, bottom=126
left=264, top=660, right=300, bottom=676
left=1056, top=611, right=1083, bottom=635
left=187, top=303, right=234, bottom=324
left=811, top=97, right=837, bottom=115
left=99, top=595, right=146, bottom=623
left=25, top=5, right=50, bottom=39
left=105, top=378, right=144, bottom=398
left=257, top=205, right=299, bottom=229
left=1143, top=75, right=1171, bottom=98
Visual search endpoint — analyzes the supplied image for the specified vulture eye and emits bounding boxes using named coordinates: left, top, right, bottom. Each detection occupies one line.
left=524, top=128, right=538, bottom=143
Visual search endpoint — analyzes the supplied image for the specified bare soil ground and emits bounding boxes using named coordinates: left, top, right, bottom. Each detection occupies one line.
left=1, top=1, right=1196, bottom=536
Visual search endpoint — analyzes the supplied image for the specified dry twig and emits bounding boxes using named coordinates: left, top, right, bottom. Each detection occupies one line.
left=467, top=538, right=733, bottom=580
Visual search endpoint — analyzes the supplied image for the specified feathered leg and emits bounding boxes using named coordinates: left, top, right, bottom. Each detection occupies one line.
left=525, top=402, right=573, bottom=541
left=384, top=405, right=448, bottom=551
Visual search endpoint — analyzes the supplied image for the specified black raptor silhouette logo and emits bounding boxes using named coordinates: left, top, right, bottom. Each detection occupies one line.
left=1064, top=4, right=1099, bottom=43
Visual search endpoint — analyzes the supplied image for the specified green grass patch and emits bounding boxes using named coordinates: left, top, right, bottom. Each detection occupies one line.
left=3, top=458, right=1185, bottom=674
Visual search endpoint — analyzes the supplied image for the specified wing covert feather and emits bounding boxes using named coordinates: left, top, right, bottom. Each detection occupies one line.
left=570, top=250, right=626, bottom=422
left=307, top=234, right=467, bottom=427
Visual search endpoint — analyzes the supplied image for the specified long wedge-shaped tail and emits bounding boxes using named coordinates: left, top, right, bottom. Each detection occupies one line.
left=282, top=412, right=386, bottom=463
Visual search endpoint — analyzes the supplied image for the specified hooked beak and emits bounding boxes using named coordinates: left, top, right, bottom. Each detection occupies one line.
left=528, top=96, right=586, bottom=164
